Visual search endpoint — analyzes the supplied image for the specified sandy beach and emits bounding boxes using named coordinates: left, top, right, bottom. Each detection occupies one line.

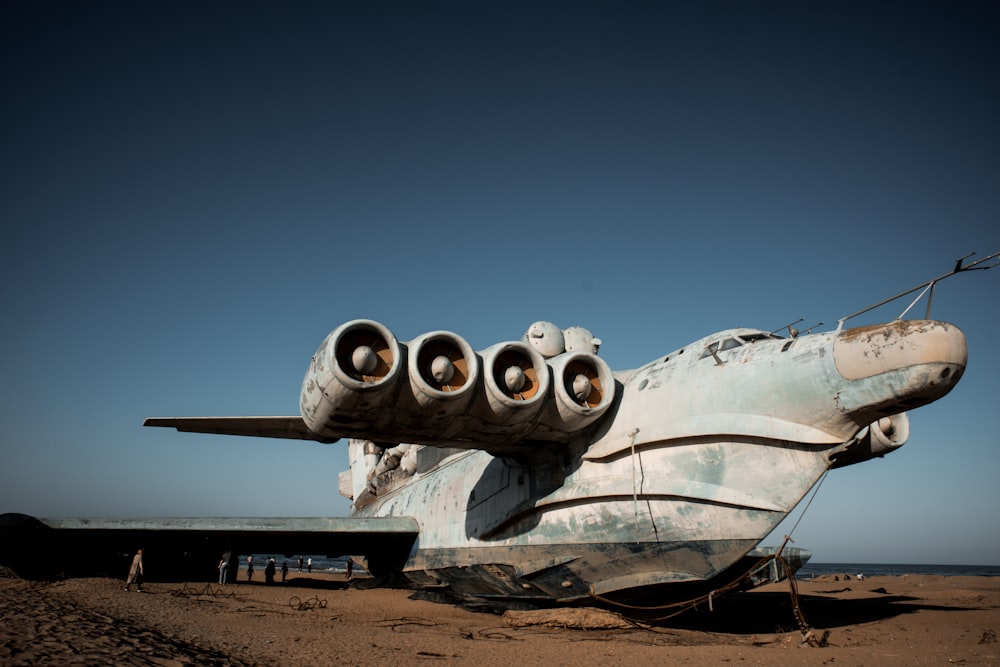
left=1, top=569, right=997, bottom=666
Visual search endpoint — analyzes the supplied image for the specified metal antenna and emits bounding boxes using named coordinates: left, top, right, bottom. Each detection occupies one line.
left=770, top=318, right=804, bottom=337
left=802, top=322, right=824, bottom=335
left=837, top=251, right=999, bottom=330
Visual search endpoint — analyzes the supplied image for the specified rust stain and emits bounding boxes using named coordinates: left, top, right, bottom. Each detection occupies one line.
left=838, top=319, right=940, bottom=344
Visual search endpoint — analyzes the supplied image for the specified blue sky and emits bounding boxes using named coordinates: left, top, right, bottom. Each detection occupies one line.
left=2, top=1, right=997, bottom=565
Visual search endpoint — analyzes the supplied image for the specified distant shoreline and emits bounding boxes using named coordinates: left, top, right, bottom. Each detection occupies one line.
left=797, top=562, right=1000, bottom=578
left=243, top=554, right=1000, bottom=579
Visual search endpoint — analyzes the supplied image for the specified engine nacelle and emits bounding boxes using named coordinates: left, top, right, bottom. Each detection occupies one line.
left=301, top=320, right=616, bottom=449
left=830, top=413, right=910, bottom=469
left=533, top=352, right=616, bottom=439
left=463, top=341, right=550, bottom=440
left=407, top=331, right=479, bottom=407
left=392, top=331, right=480, bottom=436
left=300, top=320, right=403, bottom=442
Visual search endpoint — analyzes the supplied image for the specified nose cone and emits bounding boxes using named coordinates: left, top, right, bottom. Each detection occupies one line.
left=834, top=320, right=967, bottom=413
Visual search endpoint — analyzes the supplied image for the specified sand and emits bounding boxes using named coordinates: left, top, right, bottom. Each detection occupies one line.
left=1, top=569, right=998, bottom=666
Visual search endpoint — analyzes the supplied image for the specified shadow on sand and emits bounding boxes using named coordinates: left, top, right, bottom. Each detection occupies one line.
left=392, top=578, right=981, bottom=635
left=639, top=589, right=973, bottom=634
left=280, top=576, right=351, bottom=590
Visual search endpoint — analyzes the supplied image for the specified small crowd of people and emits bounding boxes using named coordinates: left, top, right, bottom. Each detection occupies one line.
left=125, top=548, right=353, bottom=591
left=227, top=554, right=289, bottom=584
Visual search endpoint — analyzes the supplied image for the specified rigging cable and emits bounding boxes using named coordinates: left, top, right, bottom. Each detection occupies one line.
left=593, top=469, right=835, bottom=645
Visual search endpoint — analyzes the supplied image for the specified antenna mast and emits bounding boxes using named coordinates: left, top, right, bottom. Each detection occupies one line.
left=837, top=251, right=999, bottom=330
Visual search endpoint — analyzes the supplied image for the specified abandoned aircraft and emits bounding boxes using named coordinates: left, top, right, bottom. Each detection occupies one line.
left=1, top=252, right=994, bottom=607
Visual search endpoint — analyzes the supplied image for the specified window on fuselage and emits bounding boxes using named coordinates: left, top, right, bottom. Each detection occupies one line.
left=700, top=337, right=743, bottom=359
left=739, top=333, right=781, bottom=343
left=698, top=333, right=780, bottom=360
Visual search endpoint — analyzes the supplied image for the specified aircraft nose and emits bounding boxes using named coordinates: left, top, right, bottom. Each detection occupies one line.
left=833, top=320, right=967, bottom=410
left=834, top=320, right=967, bottom=379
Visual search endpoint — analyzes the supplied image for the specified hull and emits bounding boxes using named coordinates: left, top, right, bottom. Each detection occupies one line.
left=352, top=434, right=835, bottom=602
left=346, top=321, right=968, bottom=603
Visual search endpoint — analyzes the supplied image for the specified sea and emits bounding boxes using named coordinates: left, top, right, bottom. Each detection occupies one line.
left=252, top=556, right=1000, bottom=579
left=247, top=555, right=360, bottom=575
left=795, top=562, right=1000, bottom=579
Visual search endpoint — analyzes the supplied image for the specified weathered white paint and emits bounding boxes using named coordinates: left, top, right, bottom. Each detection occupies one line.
left=335, top=318, right=966, bottom=599
left=144, top=317, right=967, bottom=601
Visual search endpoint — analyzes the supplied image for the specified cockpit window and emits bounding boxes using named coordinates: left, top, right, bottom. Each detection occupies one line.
left=699, top=332, right=780, bottom=359
left=700, top=337, right=742, bottom=359
left=739, top=333, right=781, bottom=343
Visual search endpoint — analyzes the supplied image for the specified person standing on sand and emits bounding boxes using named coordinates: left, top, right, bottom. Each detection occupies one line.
left=124, top=548, right=144, bottom=592
left=264, top=557, right=276, bottom=584
left=247, top=555, right=254, bottom=581
left=218, top=550, right=230, bottom=584
left=307, top=557, right=312, bottom=573
left=281, top=561, right=288, bottom=583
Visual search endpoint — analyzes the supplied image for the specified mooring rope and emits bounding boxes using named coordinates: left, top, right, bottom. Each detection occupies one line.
left=593, top=470, right=835, bottom=645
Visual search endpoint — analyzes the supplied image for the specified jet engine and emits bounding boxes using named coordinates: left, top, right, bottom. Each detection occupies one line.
left=407, top=331, right=479, bottom=406
left=300, top=320, right=403, bottom=442
left=299, top=319, right=616, bottom=450
left=396, top=331, right=480, bottom=435
left=533, top=351, right=615, bottom=439
left=830, top=412, right=910, bottom=469
left=460, top=341, right=551, bottom=440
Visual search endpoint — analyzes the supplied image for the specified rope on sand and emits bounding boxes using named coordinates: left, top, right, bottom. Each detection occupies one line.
left=171, top=582, right=237, bottom=599
left=596, top=471, right=834, bottom=640
left=593, top=536, right=826, bottom=646
left=288, top=595, right=328, bottom=611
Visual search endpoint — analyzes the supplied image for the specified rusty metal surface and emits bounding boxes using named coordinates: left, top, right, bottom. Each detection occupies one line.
left=833, top=319, right=966, bottom=380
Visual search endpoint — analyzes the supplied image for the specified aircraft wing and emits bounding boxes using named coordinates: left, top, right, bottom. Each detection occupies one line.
left=143, top=416, right=322, bottom=441
left=0, top=513, right=418, bottom=580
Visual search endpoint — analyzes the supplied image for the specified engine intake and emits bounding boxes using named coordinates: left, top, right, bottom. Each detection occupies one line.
left=392, top=331, right=480, bottom=436
left=301, top=320, right=403, bottom=441
left=831, top=412, right=910, bottom=469
left=534, top=352, right=616, bottom=439
left=477, top=341, right=550, bottom=422
left=408, top=331, right=479, bottom=401
left=335, top=324, right=397, bottom=383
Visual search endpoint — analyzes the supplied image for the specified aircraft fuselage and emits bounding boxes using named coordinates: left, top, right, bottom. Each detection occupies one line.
left=343, top=319, right=965, bottom=601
